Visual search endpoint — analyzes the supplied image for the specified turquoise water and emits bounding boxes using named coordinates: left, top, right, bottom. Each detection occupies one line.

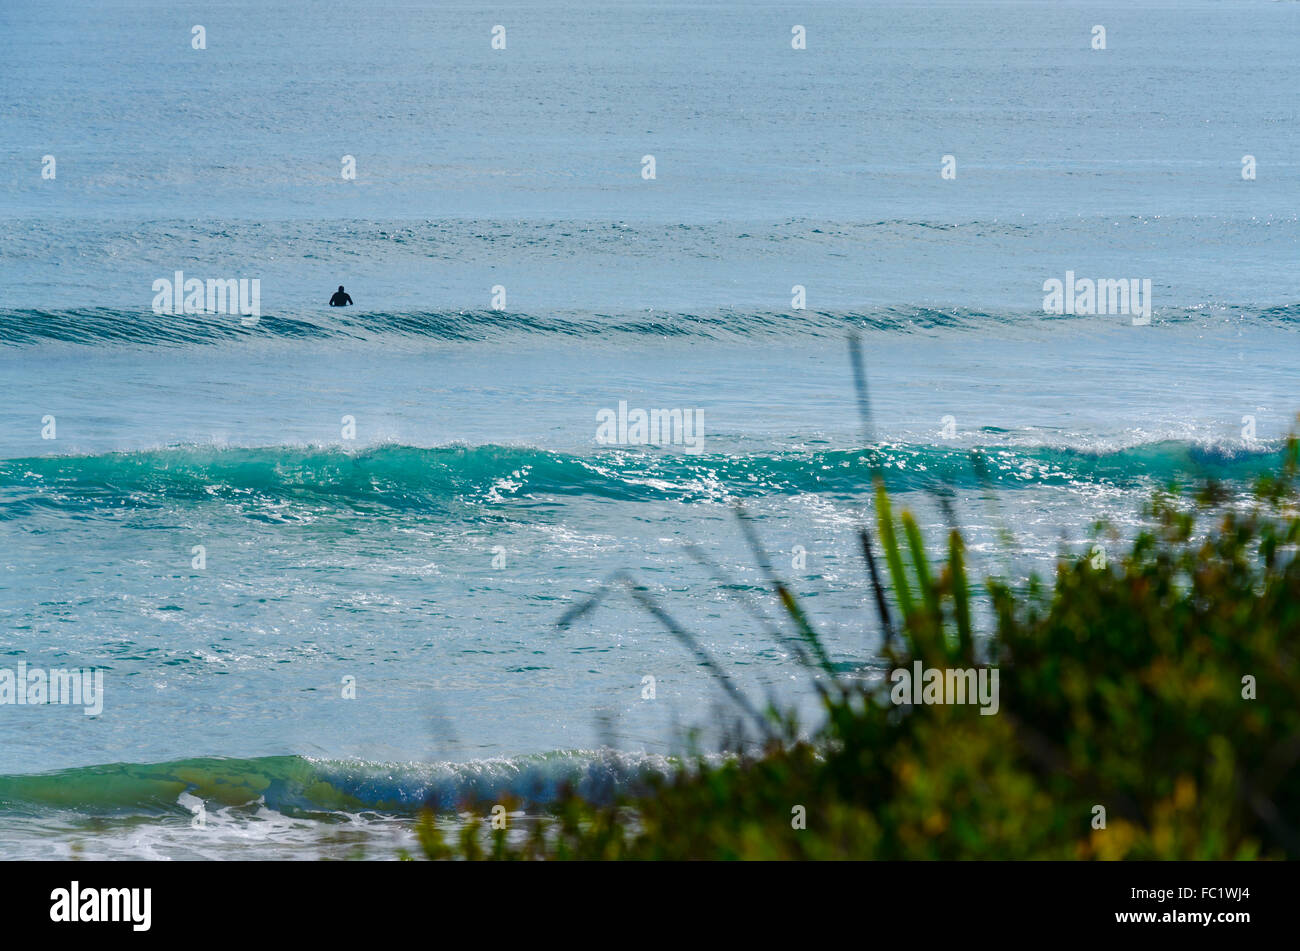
left=0, top=0, right=1296, bottom=858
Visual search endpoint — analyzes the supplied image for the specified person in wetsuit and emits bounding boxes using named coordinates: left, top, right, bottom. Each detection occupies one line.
left=329, top=285, right=353, bottom=306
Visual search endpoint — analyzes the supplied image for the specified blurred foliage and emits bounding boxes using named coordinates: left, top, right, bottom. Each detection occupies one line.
left=416, top=437, right=1300, bottom=860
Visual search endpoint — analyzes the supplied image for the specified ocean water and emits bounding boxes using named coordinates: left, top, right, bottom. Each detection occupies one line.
left=0, top=0, right=1297, bottom=859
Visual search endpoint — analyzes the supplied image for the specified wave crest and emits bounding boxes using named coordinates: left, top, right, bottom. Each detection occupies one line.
left=0, top=752, right=681, bottom=817
left=3, top=304, right=1299, bottom=347
left=0, top=440, right=1284, bottom=518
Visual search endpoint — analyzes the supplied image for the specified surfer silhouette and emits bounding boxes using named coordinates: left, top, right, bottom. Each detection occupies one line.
left=329, top=285, right=353, bottom=307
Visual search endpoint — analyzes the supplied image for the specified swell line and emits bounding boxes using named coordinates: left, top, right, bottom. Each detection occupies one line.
left=0, top=752, right=678, bottom=817
left=2, top=304, right=1298, bottom=347
left=0, top=440, right=1284, bottom=520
